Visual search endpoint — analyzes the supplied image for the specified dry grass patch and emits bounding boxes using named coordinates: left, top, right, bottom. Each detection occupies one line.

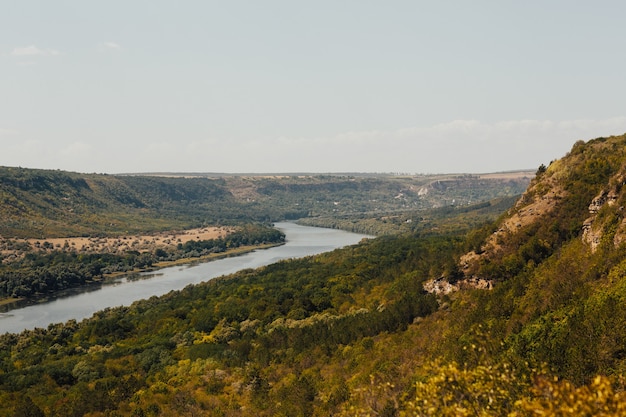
left=1, top=226, right=234, bottom=260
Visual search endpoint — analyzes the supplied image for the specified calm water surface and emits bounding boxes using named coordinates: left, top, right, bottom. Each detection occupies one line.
left=0, top=222, right=369, bottom=334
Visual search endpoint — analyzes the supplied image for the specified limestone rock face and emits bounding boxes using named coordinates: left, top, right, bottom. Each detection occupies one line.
left=583, top=172, right=626, bottom=252
left=423, top=276, right=493, bottom=295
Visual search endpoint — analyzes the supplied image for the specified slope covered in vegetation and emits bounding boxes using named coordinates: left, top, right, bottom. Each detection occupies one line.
left=4, top=135, right=626, bottom=415
left=0, top=169, right=233, bottom=238
left=0, top=168, right=530, bottom=239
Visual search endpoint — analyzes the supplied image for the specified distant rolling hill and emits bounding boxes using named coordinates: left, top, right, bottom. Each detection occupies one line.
left=0, top=167, right=532, bottom=238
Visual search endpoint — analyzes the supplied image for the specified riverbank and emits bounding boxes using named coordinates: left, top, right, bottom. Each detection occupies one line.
left=0, top=222, right=369, bottom=334
left=103, top=241, right=285, bottom=278
left=0, top=297, right=21, bottom=307
left=0, top=222, right=285, bottom=304
left=0, top=241, right=285, bottom=308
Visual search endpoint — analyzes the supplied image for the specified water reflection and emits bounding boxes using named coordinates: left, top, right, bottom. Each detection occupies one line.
left=0, top=281, right=105, bottom=313
left=123, top=272, right=165, bottom=282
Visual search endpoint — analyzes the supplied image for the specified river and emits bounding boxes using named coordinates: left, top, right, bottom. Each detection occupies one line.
left=0, top=222, right=370, bottom=334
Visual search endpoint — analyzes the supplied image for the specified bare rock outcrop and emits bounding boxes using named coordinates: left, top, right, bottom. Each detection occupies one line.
left=582, top=171, right=626, bottom=252
left=423, top=276, right=493, bottom=295
left=460, top=165, right=566, bottom=277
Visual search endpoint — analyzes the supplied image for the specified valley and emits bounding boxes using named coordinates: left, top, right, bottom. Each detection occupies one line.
left=3, top=136, right=626, bottom=415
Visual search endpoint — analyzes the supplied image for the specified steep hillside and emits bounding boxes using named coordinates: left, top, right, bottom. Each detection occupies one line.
left=440, top=134, right=626, bottom=385
left=461, top=135, right=626, bottom=282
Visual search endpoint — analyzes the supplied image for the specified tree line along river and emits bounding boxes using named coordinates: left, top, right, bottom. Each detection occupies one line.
left=0, top=222, right=370, bottom=334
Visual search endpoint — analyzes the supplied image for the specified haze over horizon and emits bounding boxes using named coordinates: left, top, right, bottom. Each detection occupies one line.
left=2, top=1, right=626, bottom=175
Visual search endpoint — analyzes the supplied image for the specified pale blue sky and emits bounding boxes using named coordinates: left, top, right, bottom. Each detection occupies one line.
left=2, top=1, right=626, bottom=174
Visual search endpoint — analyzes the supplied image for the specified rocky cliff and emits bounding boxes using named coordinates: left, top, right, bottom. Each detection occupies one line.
left=459, top=134, right=626, bottom=283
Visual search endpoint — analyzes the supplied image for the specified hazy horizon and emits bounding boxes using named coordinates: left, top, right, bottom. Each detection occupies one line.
left=2, top=2, right=626, bottom=174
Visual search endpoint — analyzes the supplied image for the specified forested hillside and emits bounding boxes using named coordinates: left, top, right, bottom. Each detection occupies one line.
left=0, top=168, right=257, bottom=238
left=0, top=168, right=530, bottom=238
left=5, top=135, right=626, bottom=415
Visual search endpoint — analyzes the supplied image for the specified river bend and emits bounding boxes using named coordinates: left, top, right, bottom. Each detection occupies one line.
left=0, top=223, right=369, bottom=334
